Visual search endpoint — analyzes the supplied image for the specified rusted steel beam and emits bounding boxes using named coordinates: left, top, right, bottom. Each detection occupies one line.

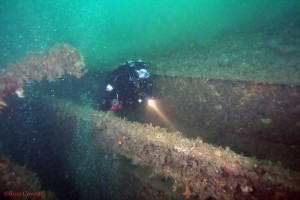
left=48, top=98, right=300, bottom=200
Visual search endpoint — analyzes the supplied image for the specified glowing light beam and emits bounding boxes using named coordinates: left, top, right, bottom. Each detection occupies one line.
left=147, top=99, right=177, bottom=131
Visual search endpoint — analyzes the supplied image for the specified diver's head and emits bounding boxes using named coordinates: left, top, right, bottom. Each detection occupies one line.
left=135, top=69, right=150, bottom=79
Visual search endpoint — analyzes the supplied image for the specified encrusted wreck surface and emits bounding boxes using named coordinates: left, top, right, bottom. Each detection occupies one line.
left=47, top=98, right=300, bottom=200
left=149, top=75, right=300, bottom=171
left=0, top=44, right=86, bottom=110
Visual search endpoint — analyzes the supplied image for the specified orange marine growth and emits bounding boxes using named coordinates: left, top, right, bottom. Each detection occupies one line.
left=182, top=180, right=196, bottom=199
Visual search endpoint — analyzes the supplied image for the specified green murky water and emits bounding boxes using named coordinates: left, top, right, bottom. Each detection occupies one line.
left=1, top=0, right=299, bottom=83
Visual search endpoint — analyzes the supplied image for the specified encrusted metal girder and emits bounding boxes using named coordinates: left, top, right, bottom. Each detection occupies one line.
left=48, top=98, right=300, bottom=200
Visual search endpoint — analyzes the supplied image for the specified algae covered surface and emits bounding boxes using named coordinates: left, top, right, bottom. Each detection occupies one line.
left=146, top=24, right=300, bottom=85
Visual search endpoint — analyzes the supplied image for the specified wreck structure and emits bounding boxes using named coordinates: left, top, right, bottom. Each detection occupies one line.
left=0, top=45, right=299, bottom=200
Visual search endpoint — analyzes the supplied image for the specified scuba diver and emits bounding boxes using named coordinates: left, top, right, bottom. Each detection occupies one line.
left=100, top=59, right=153, bottom=111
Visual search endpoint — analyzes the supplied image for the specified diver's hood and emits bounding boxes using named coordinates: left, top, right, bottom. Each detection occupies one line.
left=135, top=69, right=150, bottom=79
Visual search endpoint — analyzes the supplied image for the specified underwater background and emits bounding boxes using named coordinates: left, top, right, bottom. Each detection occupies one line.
left=1, top=0, right=299, bottom=83
left=1, top=0, right=300, bottom=200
